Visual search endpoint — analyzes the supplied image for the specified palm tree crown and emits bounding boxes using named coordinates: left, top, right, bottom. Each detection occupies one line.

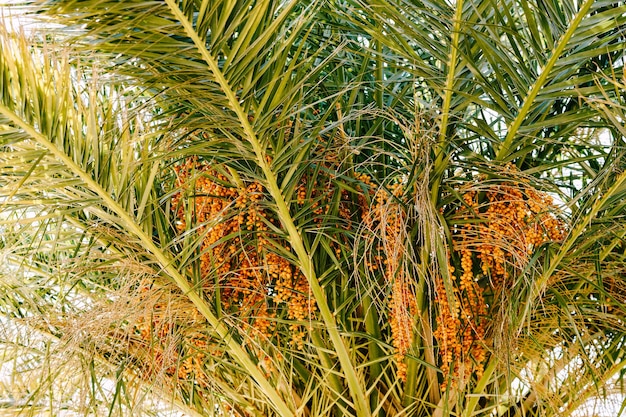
left=1, top=0, right=626, bottom=415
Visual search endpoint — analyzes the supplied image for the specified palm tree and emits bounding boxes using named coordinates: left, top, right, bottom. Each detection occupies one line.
left=1, top=0, right=625, bottom=415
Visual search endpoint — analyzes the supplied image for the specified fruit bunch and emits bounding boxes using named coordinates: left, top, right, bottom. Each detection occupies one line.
left=434, top=168, right=566, bottom=389
left=362, top=180, right=417, bottom=381
left=170, top=158, right=318, bottom=344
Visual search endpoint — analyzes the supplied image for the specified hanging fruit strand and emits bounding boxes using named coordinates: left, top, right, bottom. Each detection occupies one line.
left=434, top=167, right=566, bottom=390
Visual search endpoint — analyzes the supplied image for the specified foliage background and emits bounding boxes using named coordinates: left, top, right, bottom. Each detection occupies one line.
left=1, top=0, right=626, bottom=415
